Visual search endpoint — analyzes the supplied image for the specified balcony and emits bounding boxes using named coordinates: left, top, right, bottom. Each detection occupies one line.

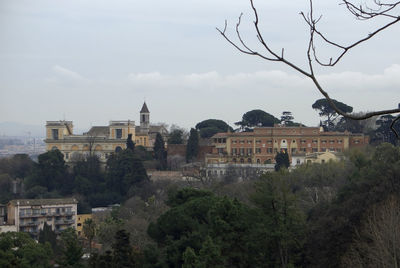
left=55, top=219, right=75, bottom=225
left=19, top=213, right=42, bottom=218
left=20, top=221, right=40, bottom=227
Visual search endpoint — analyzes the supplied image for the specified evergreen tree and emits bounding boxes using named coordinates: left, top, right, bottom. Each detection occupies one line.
left=312, top=98, right=353, bottom=131
left=168, top=129, right=184, bottom=144
left=252, top=172, right=306, bottom=267
left=235, top=109, right=280, bottom=131
left=126, top=133, right=135, bottom=151
left=112, top=230, right=134, bottom=267
left=0, top=232, right=53, bottom=268
left=106, top=149, right=149, bottom=199
left=58, top=228, right=84, bottom=267
left=280, top=111, right=294, bottom=126
left=25, top=149, right=71, bottom=195
left=275, top=150, right=290, bottom=171
left=153, top=133, right=167, bottom=170
left=186, top=128, right=199, bottom=163
left=38, top=222, right=58, bottom=253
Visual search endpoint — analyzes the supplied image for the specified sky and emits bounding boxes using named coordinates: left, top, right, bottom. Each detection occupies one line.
left=1, top=0, right=399, bottom=133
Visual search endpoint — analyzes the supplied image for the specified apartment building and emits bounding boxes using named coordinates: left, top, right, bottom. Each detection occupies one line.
left=7, top=198, right=78, bottom=239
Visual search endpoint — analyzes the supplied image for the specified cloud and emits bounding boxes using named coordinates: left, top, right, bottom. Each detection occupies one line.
left=52, top=65, right=87, bottom=81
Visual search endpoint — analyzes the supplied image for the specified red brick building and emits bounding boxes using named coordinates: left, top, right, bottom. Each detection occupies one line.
left=206, top=125, right=369, bottom=164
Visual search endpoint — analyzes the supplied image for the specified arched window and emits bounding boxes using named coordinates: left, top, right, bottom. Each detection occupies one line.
left=115, top=146, right=122, bottom=153
left=51, top=146, right=58, bottom=151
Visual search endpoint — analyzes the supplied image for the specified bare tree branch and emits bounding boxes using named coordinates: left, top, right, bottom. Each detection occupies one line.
left=217, top=0, right=400, bottom=126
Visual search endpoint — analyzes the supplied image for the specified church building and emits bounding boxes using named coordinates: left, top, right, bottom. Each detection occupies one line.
left=44, top=102, right=167, bottom=163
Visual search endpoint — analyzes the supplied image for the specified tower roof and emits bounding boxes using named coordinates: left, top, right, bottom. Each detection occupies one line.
left=140, top=102, right=150, bottom=113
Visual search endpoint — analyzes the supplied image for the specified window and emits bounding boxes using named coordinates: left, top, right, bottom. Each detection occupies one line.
left=292, top=140, right=296, bottom=143
left=256, top=140, right=261, bottom=144
left=329, top=140, right=335, bottom=144
left=247, top=158, right=252, bottom=163
left=232, top=148, right=237, bottom=155
left=65, top=152, right=69, bottom=159
left=257, top=159, right=261, bottom=164
left=116, top=129, right=122, bottom=139
left=240, top=158, right=244, bottom=163
left=312, top=148, right=318, bottom=152
left=296, top=159, right=300, bottom=164
left=255, top=148, right=261, bottom=154
left=267, top=148, right=273, bottom=153
left=247, top=148, right=252, bottom=155
left=321, top=140, right=327, bottom=144
left=321, top=160, right=325, bottom=163
left=338, top=139, right=342, bottom=144
left=52, top=129, right=59, bottom=140
left=247, top=140, right=252, bottom=144
left=291, top=148, right=297, bottom=154
left=240, top=148, right=245, bottom=155
left=312, top=139, right=318, bottom=143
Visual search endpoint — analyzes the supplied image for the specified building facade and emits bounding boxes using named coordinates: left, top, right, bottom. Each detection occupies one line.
left=45, top=102, right=168, bottom=163
left=76, top=214, right=92, bottom=236
left=7, top=198, right=78, bottom=238
left=206, top=125, right=369, bottom=164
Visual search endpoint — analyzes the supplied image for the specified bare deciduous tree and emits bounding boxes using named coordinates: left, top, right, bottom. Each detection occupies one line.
left=217, top=0, right=400, bottom=136
left=341, top=195, right=400, bottom=267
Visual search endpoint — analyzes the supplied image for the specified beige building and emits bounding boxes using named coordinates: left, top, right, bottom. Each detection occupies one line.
left=7, top=198, right=78, bottom=238
left=45, top=102, right=168, bottom=163
left=76, top=214, right=92, bottom=236
left=206, top=125, right=369, bottom=165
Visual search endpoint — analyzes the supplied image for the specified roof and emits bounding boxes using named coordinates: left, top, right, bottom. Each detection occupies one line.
left=8, top=198, right=78, bottom=206
left=86, top=126, right=109, bottom=136
left=140, top=102, right=150, bottom=113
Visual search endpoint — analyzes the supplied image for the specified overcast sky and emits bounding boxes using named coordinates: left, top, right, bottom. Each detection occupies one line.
left=1, top=0, right=399, bottom=133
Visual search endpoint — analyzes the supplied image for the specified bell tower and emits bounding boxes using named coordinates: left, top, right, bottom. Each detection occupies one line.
left=140, top=102, right=150, bottom=133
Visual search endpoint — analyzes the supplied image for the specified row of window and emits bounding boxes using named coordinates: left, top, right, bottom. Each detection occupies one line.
left=231, top=139, right=343, bottom=144
left=19, top=207, right=73, bottom=216
left=213, top=138, right=227, bottom=143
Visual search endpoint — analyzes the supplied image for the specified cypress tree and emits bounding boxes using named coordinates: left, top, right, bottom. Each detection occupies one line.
left=186, top=128, right=199, bottom=163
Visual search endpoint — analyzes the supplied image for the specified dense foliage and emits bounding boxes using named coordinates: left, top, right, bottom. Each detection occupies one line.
left=312, top=98, right=353, bottom=131
left=195, top=119, right=233, bottom=138
left=235, top=109, right=280, bottom=131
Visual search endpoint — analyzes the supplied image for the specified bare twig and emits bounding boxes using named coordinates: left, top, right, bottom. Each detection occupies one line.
left=390, top=115, right=400, bottom=138
left=217, top=0, right=400, bottom=125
